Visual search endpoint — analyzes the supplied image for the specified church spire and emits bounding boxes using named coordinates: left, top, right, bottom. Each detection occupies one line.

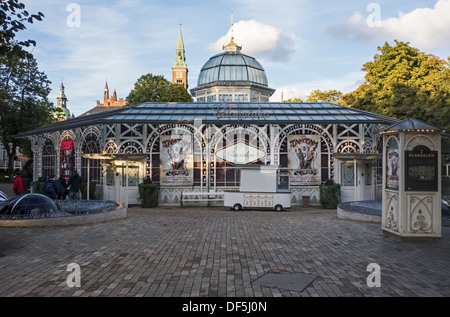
left=173, top=24, right=187, bottom=68
left=57, top=81, right=67, bottom=108
left=172, top=24, right=188, bottom=89
left=104, top=80, right=109, bottom=100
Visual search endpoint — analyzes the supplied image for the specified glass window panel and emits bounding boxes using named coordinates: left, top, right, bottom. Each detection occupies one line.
left=106, top=166, right=114, bottom=186
left=122, top=166, right=139, bottom=187
left=110, top=115, right=127, bottom=120
left=132, top=115, right=150, bottom=121
left=218, top=67, right=225, bottom=81
left=321, top=116, right=338, bottom=121
left=341, top=163, right=356, bottom=186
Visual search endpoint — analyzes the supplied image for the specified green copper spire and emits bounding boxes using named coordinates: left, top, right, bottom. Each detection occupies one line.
left=57, top=82, right=67, bottom=100
left=173, top=24, right=187, bottom=68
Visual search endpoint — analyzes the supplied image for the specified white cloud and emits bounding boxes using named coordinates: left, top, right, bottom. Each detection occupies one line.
left=326, top=0, right=450, bottom=50
left=208, top=20, right=299, bottom=62
left=270, top=71, right=365, bottom=102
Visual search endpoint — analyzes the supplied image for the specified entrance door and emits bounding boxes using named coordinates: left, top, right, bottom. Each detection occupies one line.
left=362, top=163, right=374, bottom=200
left=339, top=161, right=374, bottom=202
left=104, top=162, right=142, bottom=204
left=340, top=161, right=357, bottom=202
left=116, top=164, right=140, bottom=205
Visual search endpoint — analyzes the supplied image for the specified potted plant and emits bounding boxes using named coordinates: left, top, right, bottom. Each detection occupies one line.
left=319, top=179, right=341, bottom=209
left=138, top=177, right=159, bottom=208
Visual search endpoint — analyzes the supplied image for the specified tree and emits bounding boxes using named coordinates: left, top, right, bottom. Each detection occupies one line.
left=1, top=1, right=51, bottom=177
left=0, top=53, right=53, bottom=175
left=283, top=90, right=343, bottom=103
left=0, top=0, right=44, bottom=58
left=306, top=89, right=343, bottom=103
left=342, top=41, right=450, bottom=131
left=283, top=98, right=304, bottom=103
left=126, top=73, right=193, bottom=105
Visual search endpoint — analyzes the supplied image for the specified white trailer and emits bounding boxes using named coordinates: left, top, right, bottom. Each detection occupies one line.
left=224, top=165, right=291, bottom=211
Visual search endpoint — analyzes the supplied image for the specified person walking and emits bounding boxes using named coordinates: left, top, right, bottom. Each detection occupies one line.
left=13, top=172, right=24, bottom=195
left=57, top=175, right=68, bottom=200
left=44, top=175, right=58, bottom=199
left=67, top=170, right=82, bottom=200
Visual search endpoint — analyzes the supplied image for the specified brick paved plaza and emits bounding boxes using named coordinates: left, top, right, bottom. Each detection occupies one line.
left=0, top=205, right=448, bottom=298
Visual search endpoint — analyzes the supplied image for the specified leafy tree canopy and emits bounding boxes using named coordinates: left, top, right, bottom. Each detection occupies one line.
left=283, top=97, right=304, bottom=103
left=284, top=90, right=343, bottom=103
left=306, top=89, right=343, bottom=103
left=0, top=0, right=44, bottom=58
left=0, top=53, right=53, bottom=172
left=1, top=1, right=51, bottom=175
left=126, top=73, right=193, bottom=105
left=342, top=40, right=450, bottom=131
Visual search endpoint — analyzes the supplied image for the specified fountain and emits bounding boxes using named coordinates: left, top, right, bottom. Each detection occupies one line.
left=0, top=193, right=126, bottom=228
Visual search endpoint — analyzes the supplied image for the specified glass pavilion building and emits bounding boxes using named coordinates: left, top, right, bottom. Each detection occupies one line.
left=18, top=36, right=399, bottom=206
left=191, top=37, right=275, bottom=103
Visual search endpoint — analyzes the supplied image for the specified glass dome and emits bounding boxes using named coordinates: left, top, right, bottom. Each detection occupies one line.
left=0, top=193, right=65, bottom=217
left=197, top=51, right=269, bottom=87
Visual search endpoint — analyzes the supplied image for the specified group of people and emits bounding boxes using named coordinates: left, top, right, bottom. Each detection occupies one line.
left=44, top=170, right=82, bottom=200
left=12, top=170, right=82, bottom=200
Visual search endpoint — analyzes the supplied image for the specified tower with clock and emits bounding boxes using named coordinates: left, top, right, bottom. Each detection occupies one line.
left=172, top=25, right=188, bottom=90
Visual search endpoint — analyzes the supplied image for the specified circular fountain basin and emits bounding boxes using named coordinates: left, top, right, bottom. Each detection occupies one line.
left=0, top=193, right=126, bottom=228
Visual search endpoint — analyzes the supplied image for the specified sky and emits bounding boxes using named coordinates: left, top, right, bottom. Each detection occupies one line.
left=16, top=0, right=450, bottom=116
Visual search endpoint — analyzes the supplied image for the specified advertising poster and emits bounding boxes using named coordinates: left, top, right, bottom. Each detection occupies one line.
left=288, top=135, right=321, bottom=185
left=61, top=140, right=74, bottom=181
left=160, top=135, right=193, bottom=186
left=386, top=139, right=399, bottom=190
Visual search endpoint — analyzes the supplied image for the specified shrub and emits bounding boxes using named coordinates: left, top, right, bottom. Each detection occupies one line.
left=319, top=180, right=341, bottom=209
left=138, top=182, right=159, bottom=208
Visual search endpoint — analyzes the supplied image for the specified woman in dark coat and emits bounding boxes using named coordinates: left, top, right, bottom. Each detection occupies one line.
left=57, top=175, right=68, bottom=200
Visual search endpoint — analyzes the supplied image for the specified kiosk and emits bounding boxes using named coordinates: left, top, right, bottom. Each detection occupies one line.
left=380, top=116, right=442, bottom=239
left=224, top=165, right=291, bottom=211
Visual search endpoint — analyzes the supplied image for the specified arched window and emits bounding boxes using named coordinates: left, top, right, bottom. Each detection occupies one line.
left=81, top=132, right=101, bottom=185
left=42, top=139, right=56, bottom=180
left=60, top=136, right=75, bottom=181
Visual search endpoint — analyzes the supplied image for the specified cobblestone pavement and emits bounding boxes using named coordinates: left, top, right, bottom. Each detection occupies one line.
left=0, top=205, right=449, bottom=297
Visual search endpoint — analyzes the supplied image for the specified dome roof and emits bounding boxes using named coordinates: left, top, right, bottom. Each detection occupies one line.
left=196, top=51, right=269, bottom=88
left=0, top=193, right=64, bottom=218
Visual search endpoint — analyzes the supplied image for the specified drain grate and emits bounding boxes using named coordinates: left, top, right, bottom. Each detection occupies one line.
left=252, top=271, right=318, bottom=293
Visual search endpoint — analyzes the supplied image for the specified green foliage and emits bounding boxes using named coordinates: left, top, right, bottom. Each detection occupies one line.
left=284, top=90, right=343, bottom=104
left=0, top=0, right=44, bottom=58
left=52, top=107, right=68, bottom=122
left=1, top=1, right=51, bottom=177
left=306, top=89, right=343, bottom=103
left=284, top=97, right=304, bottom=103
left=342, top=41, right=450, bottom=131
left=0, top=53, right=53, bottom=176
left=126, top=73, right=193, bottom=105
left=319, top=181, right=341, bottom=209
left=138, top=182, right=159, bottom=208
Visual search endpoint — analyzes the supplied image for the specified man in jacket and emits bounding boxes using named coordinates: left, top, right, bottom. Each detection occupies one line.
left=44, top=175, right=58, bottom=199
left=67, top=170, right=82, bottom=200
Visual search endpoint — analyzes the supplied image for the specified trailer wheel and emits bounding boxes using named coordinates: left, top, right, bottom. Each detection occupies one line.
left=233, top=204, right=242, bottom=211
left=275, top=204, right=284, bottom=212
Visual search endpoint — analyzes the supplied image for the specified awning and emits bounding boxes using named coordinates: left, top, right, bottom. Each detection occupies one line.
left=333, top=153, right=382, bottom=160
left=82, top=153, right=148, bottom=161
